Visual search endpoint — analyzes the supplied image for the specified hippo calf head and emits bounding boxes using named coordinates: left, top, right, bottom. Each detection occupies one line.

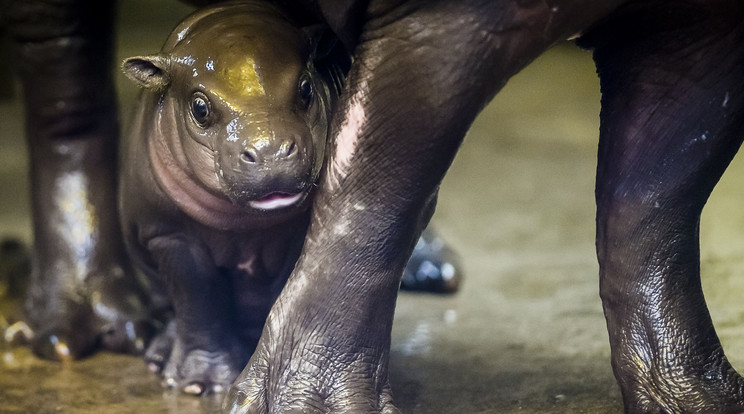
left=123, top=2, right=332, bottom=221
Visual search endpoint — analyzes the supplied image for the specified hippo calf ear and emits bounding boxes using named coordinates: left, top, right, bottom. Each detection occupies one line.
left=122, top=55, right=171, bottom=92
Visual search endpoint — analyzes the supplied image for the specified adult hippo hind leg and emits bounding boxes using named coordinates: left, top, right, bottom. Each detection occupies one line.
left=3, top=0, right=153, bottom=359
left=580, top=1, right=744, bottom=411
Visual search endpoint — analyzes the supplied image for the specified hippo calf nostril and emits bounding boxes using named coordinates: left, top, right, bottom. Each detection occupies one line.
left=240, top=150, right=257, bottom=163
left=286, top=142, right=297, bottom=157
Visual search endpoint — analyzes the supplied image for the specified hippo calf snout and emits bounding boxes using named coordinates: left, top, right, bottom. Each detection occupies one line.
left=217, top=148, right=314, bottom=208
left=240, top=138, right=297, bottom=164
left=216, top=123, right=317, bottom=208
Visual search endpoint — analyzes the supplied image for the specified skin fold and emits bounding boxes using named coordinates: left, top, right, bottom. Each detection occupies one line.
left=5, top=0, right=744, bottom=413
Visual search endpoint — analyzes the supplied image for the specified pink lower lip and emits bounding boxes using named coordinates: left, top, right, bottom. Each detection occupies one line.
left=248, top=192, right=303, bottom=210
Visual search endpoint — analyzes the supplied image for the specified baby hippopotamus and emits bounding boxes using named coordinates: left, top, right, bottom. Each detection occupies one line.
left=120, top=0, right=460, bottom=394
left=120, top=2, right=332, bottom=393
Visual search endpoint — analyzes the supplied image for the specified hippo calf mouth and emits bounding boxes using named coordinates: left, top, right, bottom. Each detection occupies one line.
left=248, top=192, right=306, bottom=210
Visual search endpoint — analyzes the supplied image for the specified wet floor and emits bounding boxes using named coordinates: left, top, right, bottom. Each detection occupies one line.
left=4, top=2, right=744, bottom=413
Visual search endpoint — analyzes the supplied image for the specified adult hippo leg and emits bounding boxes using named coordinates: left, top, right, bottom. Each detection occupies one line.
left=582, top=2, right=744, bottom=411
left=3, top=0, right=151, bottom=359
left=225, top=1, right=622, bottom=412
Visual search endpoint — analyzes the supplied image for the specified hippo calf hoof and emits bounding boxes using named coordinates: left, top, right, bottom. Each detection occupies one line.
left=25, top=298, right=102, bottom=361
left=24, top=281, right=154, bottom=361
left=401, top=228, right=462, bottom=294
left=162, top=345, right=247, bottom=396
left=144, top=320, right=177, bottom=373
left=29, top=314, right=154, bottom=361
left=99, top=319, right=155, bottom=355
left=31, top=324, right=96, bottom=362
left=153, top=323, right=248, bottom=396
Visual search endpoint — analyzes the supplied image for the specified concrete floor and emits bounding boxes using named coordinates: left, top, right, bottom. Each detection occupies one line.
left=4, top=2, right=744, bottom=413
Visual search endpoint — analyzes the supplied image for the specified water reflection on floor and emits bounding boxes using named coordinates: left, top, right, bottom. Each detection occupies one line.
left=1, top=347, right=223, bottom=414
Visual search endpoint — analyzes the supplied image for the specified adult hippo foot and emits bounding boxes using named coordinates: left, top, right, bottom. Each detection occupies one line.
left=621, top=375, right=744, bottom=413
left=224, top=350, right=399, bottom=414
left=23, top=261, right=155, bottom=360
left=614, top=346, right=744, bottom=413
left=145, top=319, right=177, bottom=373
left=222, top=311, right=399, bottom=413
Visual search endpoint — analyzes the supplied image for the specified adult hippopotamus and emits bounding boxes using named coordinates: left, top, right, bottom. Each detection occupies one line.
left=5, top=0, right=744, bottom=412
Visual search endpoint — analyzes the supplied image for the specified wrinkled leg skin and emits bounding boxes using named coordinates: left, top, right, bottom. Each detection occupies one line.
left=3, top=0, right=152, bottom=360
left=224, top=1, right=622, bottom=412
left=580, top=2, right=744, bottom=412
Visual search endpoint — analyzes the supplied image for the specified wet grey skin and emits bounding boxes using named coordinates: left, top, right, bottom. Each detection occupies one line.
left=6, top=0, right=744, bottom=413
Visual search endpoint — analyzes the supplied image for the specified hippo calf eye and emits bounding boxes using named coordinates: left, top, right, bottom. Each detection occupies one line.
left=298, top=76, right=313, bottom=108
left=190, top=92, right=212, bottom=127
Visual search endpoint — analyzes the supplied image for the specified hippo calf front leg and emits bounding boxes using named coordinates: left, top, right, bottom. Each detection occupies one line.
left=146, top=235, right=249, bottom=394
